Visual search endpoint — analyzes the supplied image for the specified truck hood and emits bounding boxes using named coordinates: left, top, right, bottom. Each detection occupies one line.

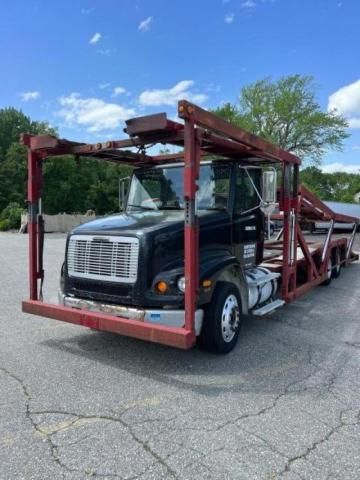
left=72, top=210, right=186, bottom=236
left=65, top=209, right=233, bottom=308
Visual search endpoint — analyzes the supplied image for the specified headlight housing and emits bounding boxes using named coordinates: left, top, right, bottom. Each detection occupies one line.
left=177, top=276, right=185, bottom=293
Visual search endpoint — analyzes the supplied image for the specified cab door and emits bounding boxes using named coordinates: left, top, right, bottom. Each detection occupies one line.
left=232, top=166, right=264, bottom=268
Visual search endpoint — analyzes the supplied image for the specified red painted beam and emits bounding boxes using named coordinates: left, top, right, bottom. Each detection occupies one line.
left=22, top=300, right=196, bottom=350
left=300, top=185, right=359, bottom=224
left=178, top=100, right=301, bottom=165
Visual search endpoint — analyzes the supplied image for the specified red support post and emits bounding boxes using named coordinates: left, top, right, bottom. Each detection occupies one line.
left=27, top=150, right=42, bottom=300
left=183, top=116, right=199, bottom=341
left=281, top=164, right=291, bottom=301
left=289, top=164, right=299, bottom=295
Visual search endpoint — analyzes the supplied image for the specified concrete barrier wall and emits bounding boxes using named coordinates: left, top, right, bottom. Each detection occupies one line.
left=21, top=213, right=96, bottom=233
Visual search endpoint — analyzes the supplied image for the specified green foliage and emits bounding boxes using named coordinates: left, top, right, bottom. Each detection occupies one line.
left=0, top=143, right=28, bottom=209
left=0, top=202, right=23, bottom=229
left=0, top=107, right=132, bottom=216
left=0, top=219, right=10, bottom=231
left=0, top=107, right=56, bottom=160
left=300, top=167, right=360, bottom=202
left=42, top=157, right=132, bottom=215
left=0, top=107, right=57, bottom=212
left=214, top=75, right=349, bottom=165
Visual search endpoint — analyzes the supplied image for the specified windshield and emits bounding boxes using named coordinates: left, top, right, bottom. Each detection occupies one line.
left=126, top=164, right=230, bottom=212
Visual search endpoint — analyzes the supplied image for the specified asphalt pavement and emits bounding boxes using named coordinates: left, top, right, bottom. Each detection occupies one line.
left=0, top=231, right=359, bottom=480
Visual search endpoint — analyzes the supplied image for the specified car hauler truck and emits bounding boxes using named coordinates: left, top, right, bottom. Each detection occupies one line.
left=21, top=101, right=359, bottom=354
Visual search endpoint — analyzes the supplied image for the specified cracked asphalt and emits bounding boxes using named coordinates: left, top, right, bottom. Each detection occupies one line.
left=0, top=231, right=360, bottom=480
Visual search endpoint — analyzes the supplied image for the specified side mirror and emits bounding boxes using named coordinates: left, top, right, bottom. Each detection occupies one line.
left=262, top=170, right=277, bottom=204
left=119, top=176, right=130, bottom=211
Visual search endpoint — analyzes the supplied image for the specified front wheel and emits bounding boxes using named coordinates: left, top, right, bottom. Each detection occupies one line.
left=199, top=282, right=242, bottom=354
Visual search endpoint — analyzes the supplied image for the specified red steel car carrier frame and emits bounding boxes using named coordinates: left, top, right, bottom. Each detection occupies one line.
left=21, top=100, right=359, bottom=349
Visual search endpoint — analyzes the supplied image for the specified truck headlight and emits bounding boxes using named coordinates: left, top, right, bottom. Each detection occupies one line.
left=177, top=276, right=185, bottom=292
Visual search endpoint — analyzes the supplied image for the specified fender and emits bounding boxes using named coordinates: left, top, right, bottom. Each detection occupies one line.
left=198, top=251, right=249, bottom=315
left=149, top=250, right=249, bottom=313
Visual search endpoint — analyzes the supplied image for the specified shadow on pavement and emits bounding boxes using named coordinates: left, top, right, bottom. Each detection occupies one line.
left=40, top=312, right=321, bottom=398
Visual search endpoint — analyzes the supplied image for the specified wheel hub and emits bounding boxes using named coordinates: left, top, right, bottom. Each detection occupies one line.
left=221, top=294, right=240, bottom=343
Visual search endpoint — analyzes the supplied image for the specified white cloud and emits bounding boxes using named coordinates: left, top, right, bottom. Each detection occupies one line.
left=321, top=162, right=360, bottom=174
left=20, top=91, right=40, bottom=101
left=224, top=13, right=235, bottom=23
left=139, top=80, right=208, bottom=107
left=57, top=93, right=135, bottom=132
left=348, top=118, right=360, bottom=128
left=328, top=79, right=360, bottom=129
left=352, top=146, right=360, bottom=151
left=99, top=83, right=111, bottom=90
left=112, top=86, right=127, bottom=97
left=138, top=16, right=153, bottom=32
left=89, top=32, right=102, bottom=44
left=242, top=0, right=256, bottom=8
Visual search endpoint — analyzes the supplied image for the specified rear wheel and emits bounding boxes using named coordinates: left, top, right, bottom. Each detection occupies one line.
left=332, top=248, right=342, bottom=279
left=321, top=257, right=332, bottom=286
left=199, top=282, right=242, bottom=354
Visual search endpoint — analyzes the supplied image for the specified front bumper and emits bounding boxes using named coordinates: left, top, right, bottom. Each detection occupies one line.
left=58, top=292, right=203, bottom=336
left=23, top=299, right=196, bottom=349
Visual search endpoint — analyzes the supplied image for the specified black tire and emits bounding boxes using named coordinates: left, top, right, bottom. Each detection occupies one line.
left=199, top=282, right=242, bottom=354
left=321, top=257, right=332, bottom=286
left=332, top=248, right=342, bottom=279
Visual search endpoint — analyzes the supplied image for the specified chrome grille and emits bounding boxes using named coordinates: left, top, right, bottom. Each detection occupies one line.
left=67, top=235, right=139, bottom=283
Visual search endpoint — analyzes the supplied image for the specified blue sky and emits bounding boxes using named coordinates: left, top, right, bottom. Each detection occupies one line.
left=1, top=0, right=360, bottom=172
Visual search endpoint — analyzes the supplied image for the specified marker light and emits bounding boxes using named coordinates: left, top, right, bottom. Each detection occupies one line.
left=155, top=281, right=168, bottom=294
left=202, top=279, right=212, bottom=289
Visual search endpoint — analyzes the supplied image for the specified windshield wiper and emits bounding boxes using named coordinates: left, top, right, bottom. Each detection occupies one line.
left=127, top=203, right=157, bottom=211
left=158, top=206, right=183, bottom=210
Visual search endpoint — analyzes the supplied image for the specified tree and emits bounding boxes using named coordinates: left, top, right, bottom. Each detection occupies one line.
left=0, top=143, right=28, bottom=209
left=42, top=157, right=132, bottom=215
left=0, top=107, right=136, bottom=219
left=300, top=167, right=360, bottom=202
left=0, top=108, right=57, bottom=212
left=214, top=75, right=349, bottom=165
left=0, top=107, right=56, bottom=160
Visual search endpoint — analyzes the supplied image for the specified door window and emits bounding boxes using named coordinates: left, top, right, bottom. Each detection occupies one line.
left=235, top=168, right=261, bottom=214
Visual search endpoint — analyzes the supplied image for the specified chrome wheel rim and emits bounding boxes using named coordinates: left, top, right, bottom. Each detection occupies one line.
left=327, top=258, right=332, bottom=279
left=335, top=250, right=341, bottom=273
left=221, top=294, right=240, bottom=343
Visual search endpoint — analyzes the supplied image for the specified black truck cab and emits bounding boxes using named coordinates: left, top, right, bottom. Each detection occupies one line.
left=60, top=160, right=276, bottom=353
